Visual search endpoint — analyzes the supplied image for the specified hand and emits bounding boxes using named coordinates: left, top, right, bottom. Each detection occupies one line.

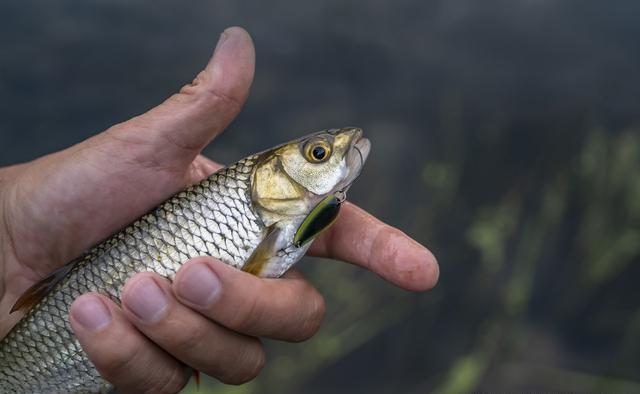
left=0, top=27, right=438, bottom=393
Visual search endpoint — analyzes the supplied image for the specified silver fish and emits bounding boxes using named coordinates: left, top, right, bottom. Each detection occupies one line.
left=0, top=127, right=370, bottom=394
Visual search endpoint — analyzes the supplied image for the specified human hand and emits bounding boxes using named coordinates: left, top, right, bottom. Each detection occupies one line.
left=0, top=27, right=438, bottom=393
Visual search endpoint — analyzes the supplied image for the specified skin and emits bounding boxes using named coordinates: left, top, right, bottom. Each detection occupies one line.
left=0, top=27, right=439, bottom=393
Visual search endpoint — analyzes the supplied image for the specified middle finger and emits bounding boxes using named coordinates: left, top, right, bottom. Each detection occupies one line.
left=172, top=257, right=326, bottom=342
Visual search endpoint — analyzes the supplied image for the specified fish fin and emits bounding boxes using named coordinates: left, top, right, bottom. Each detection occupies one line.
left=242, top=225, right=281, bottom=276
left=10, top=259, right=78, bottom=314
left=193, top=369, right=201, bottom=389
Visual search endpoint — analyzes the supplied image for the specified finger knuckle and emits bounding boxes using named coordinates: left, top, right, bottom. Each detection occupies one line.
left=229, top=295, right=261, bottom=334
left=177, top=73, right=241, bottom=114
left=172, top=322, right=207, bottom=352
left=220, top=341, right=266, bottom=385
left=293, top=287, right=326, bottom=342
left=197, top=87, right=241, bottom=114
left=245, top=344, right=267, bottom=381
left=141, top=365, right=190, bottom=394
left=97, top=339, right=188, bottom=394
left=95, top=341, right=141, bottom=381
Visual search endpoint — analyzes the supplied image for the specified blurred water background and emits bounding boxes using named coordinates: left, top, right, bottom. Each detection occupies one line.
left=1, top=1, right=639, bottom=393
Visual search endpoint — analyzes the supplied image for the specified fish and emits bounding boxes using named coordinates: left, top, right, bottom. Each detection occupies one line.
left=0, top=127, right=371, bottom=394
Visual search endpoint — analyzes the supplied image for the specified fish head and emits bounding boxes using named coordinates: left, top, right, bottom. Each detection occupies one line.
left=251, top=127, right=370, bottom=221
left=278, top=126, right=370, bottom=197
left=245, top=127, right=370, bottom=277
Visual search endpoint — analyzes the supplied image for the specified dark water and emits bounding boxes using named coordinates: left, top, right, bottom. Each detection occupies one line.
left=1, top=1, right=639, bottom=393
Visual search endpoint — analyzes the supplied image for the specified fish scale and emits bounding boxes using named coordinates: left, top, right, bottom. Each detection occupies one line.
left=0, top=156, right=265, bottom=394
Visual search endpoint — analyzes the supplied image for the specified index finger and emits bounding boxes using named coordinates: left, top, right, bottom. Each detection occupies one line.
left=308, top=202, right=439, bottom=292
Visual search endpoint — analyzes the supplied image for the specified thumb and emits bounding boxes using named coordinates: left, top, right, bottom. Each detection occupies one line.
left=107, top=26, right=255, bottom=170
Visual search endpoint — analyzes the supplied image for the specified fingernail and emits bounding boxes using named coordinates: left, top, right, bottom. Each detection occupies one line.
left=213, top=30, right=229, bottom=55
left=124, top=277, right=169, bottom=323
left=213, top=27, right=243, bottom=57
left=72, top=295, right=112, bottom=332
left=176, top=262, right=221, bottom=307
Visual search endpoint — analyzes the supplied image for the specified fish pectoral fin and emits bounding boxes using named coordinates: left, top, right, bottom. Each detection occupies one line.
left=10, top=259, right=78, bottom=314
left=242, top=225, right=282, bottom=277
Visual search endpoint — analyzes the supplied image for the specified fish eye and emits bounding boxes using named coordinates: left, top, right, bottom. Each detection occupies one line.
left=312, top=146, right=326, bottom=160
left=304, top=139, right=332, bottom=163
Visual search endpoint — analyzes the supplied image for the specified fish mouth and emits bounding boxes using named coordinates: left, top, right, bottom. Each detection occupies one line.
left=350, top=127, right=371, bottom=173
left=353, top=135, right=371, bottom=165
left=338, top=128, right=371, bottom=193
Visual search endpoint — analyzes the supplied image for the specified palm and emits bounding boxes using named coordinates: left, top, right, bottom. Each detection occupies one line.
left=1, top=149, right=215, bottom=308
